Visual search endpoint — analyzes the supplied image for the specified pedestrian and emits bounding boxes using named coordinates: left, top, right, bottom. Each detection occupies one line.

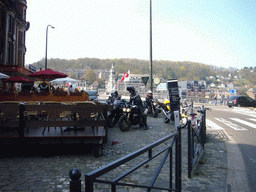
left=214, top=95, right=217, bottom=105
left=220, top=96, right=223, bottom=105
left=68, top=84, right=75, bottom=93
left=127, top=86, right=149, bottom=130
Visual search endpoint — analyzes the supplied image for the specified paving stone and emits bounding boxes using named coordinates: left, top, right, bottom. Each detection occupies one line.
left=0, top=113, right=227, bottom=191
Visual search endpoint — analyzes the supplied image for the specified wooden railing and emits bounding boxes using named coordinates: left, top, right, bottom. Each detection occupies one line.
left=0, top=91, right=89, bottom=102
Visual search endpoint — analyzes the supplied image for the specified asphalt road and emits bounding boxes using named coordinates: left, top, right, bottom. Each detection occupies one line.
left=206, top=106, right=256, bottom=191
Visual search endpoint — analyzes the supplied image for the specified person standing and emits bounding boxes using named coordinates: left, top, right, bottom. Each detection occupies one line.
left=127, top=86, right=149, bottom=130
left=145, top=90, right=153, bottom=109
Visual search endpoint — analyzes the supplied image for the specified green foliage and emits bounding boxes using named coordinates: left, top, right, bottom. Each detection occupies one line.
left=29, top=58, right=255, bottom=87
left=83, top=68, right=96, bottom=85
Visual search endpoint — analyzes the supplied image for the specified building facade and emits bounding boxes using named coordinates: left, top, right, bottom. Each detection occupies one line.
left=0, top=0, right=29, bottom=67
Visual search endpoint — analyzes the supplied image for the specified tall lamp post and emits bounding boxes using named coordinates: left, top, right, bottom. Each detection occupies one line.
left=149, top=0, right=153, bottom=92
left=45, top=25, right=55, bottom=70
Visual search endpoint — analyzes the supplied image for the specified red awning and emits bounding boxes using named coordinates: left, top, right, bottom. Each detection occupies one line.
left=3, top=76, right=34, bottom=83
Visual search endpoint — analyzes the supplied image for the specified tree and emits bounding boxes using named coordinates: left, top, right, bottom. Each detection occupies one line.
left=83, top=68, right=97, bottom=85
left=67, top=71, right=77, bottom=79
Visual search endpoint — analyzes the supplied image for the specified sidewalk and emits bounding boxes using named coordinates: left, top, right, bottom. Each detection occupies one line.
left=181, top=123, right=228, bottom=192
left=0, top=113, right=231, bottom=191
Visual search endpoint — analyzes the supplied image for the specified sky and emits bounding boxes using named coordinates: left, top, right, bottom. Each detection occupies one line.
left=25, top=0, right=256, bottom=69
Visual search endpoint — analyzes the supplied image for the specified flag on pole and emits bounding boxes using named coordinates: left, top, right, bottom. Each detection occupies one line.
left=120, top=70, right=130, bottom=82
left=120, top=72, right=126, bottom=82
left=124, top=69, right=130, bottom=81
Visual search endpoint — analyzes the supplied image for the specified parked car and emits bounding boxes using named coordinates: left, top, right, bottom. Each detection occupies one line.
left=86, top=90, right=98, bottom=101
left=227, top=95, right=256, bottom=107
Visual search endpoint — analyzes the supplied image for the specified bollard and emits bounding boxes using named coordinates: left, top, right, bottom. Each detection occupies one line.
left=174, top=110, right=180, bottom=129
left=69, top=168, right=81, bottom=192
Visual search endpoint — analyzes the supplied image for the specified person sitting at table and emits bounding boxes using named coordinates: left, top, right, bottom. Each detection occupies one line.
left=39, top=79, right=49, bottom=92
left=21, top=82, right=32, bottom=93
left=68, top=84, right=75, bottom=94
left=50, top=84, right=55, bottom=92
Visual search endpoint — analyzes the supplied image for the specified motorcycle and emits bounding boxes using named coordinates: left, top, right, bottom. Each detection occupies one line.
left=106, top=93, right=121, bottom=105
left=107, top=99, right=127, bottom=128
left=118, top=103, right=145, bottom=132
left=155, top=99, right=172, bottom=123
left=143, top=99, right=158, bottom=118
left=155, top=99, right=188, bottom=128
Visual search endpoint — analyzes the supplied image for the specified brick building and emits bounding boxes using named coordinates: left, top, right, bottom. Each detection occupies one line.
left=0, top=0, right=30, bottom=77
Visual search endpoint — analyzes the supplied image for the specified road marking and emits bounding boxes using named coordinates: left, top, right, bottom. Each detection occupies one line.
left=248, top=118, right=256, bottom=122
left=232, top=108, right=256, bottom=118
left=215, top=118, right=247, bottom=131
left=230, top=118, right=256, bottom=129
left=206, top=119, right=224, bottom=130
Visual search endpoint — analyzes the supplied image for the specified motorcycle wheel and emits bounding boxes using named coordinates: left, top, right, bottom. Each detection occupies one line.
left=118, top=115, right=131, bottom=132
left=164, top=111, right=171, bottom=123
left=153, top=106, right=158, bottom=118
left=180, top=116, right=188, bottom=128
left=107, top=114, right=117, bottom=128
left=164, top=116, right=170, bottom=123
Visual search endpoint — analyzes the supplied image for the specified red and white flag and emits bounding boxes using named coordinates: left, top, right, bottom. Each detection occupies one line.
left=120, top=70, right=130, bottom=82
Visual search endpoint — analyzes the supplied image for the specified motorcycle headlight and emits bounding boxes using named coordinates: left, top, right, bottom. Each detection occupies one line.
left=127, top=108, right=131, bottom=112
left=123, top=108, right=127, bottom=112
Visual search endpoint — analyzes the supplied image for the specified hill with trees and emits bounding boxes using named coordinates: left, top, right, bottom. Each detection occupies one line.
left=28, top=57, right=256, bottom=89
left=29, top=58, right=217, bottom=80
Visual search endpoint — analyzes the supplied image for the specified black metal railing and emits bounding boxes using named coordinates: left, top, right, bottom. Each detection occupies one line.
left=70, top=126, right=182, bottom=192
left=187, top=108, right=206, bottom=178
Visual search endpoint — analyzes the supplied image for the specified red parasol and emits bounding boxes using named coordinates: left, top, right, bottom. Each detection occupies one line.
left=29, top=69, right=68, bottom=79
left=3, top=76, right=34, bottom=83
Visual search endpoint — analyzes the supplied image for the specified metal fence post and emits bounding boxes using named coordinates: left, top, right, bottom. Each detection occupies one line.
left=18, top=103, right=25, bottom=139
left=201, top=109, right=206, bottom=147
left=69, top=168, right=81, bottom=192
left=85, top=174, right=93, bottom=192
left=204, top=109, right=207, bottom=144
left=175, top=125, right=182, bottom=192
left=187, top=120, right=192, bottom=178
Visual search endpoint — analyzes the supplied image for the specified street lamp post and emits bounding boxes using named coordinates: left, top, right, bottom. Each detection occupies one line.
left=45, top=25, right=55, bottom=70
left=149, top=0, right=153, bottom=92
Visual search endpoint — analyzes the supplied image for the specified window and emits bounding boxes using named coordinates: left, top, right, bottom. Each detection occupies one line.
left=7, top=41, right=13, bottom=63
left=8, top=15, right=14, bottom=34
left=23, top=8, right=26, bottom=20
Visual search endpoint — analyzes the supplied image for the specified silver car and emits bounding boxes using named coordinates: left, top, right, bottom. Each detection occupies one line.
left=86, top=90, right=98, bottom=101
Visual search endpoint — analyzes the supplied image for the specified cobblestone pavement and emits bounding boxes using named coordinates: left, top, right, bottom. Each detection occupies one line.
left=0, top=113, right=227, bottom=192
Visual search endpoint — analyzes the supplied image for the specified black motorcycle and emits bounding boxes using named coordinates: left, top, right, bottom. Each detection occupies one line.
left=118, top=103, right=145, bottom=132
left=143, top=99, right=158, bottom=118
left=107, top=99, right=127, bottom=128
